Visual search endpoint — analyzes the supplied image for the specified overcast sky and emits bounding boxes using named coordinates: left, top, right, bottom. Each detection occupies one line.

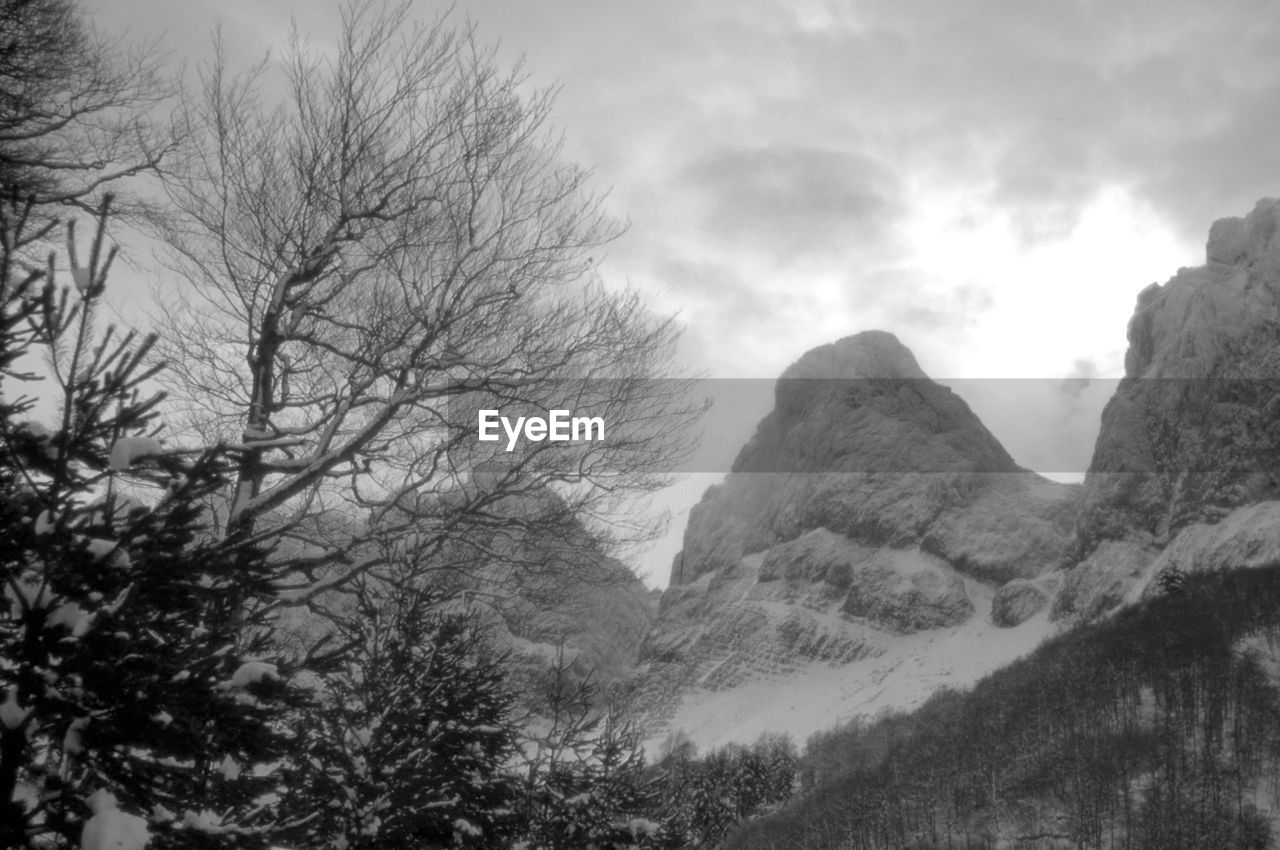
left=102, top=0, right=1280, bottom=585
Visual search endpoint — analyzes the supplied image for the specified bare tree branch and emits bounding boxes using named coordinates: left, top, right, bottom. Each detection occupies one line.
left=0, top=0, right=183, bottom=223
left=152, top=1, right=705, bottom=606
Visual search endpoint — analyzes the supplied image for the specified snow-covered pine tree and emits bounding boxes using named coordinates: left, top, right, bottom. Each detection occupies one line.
left=0, top=196, right=307, bottom=849
left=515, top=654, right=670, bottom=850
left=646, top=734, right=797, bottom=849
left=282, top=582, right=521, bottom=849
left=680, top=750, right=738, bottom=847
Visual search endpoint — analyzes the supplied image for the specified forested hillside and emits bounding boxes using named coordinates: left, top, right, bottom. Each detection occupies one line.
left=724, top=567, right=1280, bottom=849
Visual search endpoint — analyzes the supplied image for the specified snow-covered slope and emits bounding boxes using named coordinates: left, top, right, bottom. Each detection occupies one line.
left=653, top=572, right=1055, bottom=752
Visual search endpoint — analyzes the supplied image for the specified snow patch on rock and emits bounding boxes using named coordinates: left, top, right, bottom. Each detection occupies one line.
left=0, top=687, right=31, bottom=729
left=226, top=661, right=278, bottom=689
left=34, top=509, right=55, bottom=536
left=1134, top=501, right=1280, bottom=600
left=81, top=789, right=150, bottom=850
left=108, top=437, right=163, bottom=471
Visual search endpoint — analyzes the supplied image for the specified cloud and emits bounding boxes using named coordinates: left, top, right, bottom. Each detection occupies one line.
left=680, top=147, right=900, bottom=260
left=652, top=258, right=776, bottom=326
left=1060, top=358, right=1100, bottom=400
left=881, top=275, right=995, bottom=334
left=559, top=0, right=1280, bottom=387
left=674, top=0, right=1280, bottom=244
left=112, top=0, right=1280, bottom=385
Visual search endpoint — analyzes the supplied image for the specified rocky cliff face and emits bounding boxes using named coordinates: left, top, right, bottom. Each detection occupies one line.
left=635, top=332, right=1080, bottom=745
left=1056, top=197, right=1280, bottom=618
left=482, top=554, right=654, bottom=687
left=440, top=492, right=655, bottom=689
left=337, top=487, right=654, bottom=696
left=670, top=332, right=1077, bottom=589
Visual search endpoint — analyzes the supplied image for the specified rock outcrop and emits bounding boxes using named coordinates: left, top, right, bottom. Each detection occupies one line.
left=1057, top=198, right=1280, bottom=617
left=367, top=487, right=654, bottom=693
left=991, top=574, right=1060, bottom=627
left=1052, top=540, right=1154, bottom=622
left=758, top=529, right=974, bottom=632
left=1138, top=501, right=1280, bottom=600
left=486, top=555, right=654, bottom=685
left=669, top=332, right=1078, bottom=589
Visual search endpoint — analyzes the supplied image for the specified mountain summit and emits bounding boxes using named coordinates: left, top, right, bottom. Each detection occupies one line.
left=670, top=330, right=1073, bottom=590
left=728, top=330, right=1019, bottom=479
left=637, top=333, right=1077, bottom=748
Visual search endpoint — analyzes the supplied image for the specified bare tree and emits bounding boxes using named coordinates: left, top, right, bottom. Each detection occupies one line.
left=0, top=0, right=180, bottom=219
left=152, top=1, right=700, bottom=611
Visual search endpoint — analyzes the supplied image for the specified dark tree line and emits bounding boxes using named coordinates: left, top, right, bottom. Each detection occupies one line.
left=725, top=568, right=1280, bottom=850
left=651, top=733, right=799, bottom=849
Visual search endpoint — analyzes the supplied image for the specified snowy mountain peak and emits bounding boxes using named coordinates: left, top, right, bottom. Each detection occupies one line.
left=634, top=333, right=1079, bottom=749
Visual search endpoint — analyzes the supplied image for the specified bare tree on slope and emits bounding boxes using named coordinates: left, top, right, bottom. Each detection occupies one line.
left=0, top=0, right=180, bottom=219
left=151, top=0, right=700, bottom=612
